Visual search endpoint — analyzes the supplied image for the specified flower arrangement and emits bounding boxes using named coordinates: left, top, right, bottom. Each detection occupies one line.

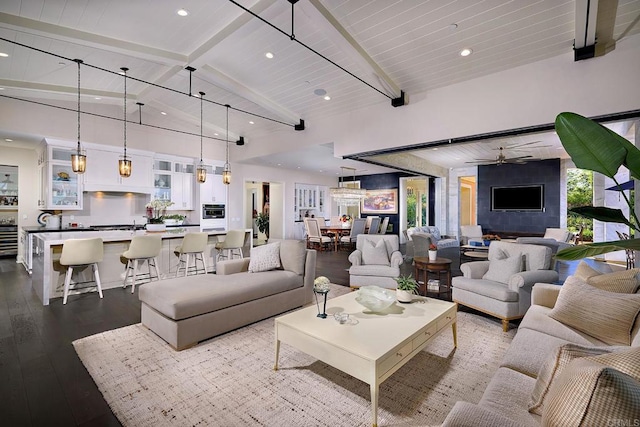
left=339, top=214, right=352, bottom=223
left=482, top=234, right=501, bottom=241
left=313, top=276, right=330, bottom=292
left=145, top=199, right=174, bottom=224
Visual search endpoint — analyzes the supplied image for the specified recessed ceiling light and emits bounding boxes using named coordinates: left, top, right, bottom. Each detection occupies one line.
left=460, top=48, right=473, bottom=57
left=432, top=147, right=438, bottom=151
left=319, top=170, right=323, bottom=173
left=118, top=70, right=125, bottom=75
left=0, top=52, right=8, bottom=58
left=313, top=88, right=327, bottom=96
left=94, top=97, right=101, bottom=100
left=193, top=93, right=200, bottom=98
left=448, top=23, right=458, bottom=31
left=160, top=111, right=167, bottom=115
left=265, top=52, right=274, bottom=59
left=214, top=132, right=219, bottom=136
left=5, top=138, right=13, bottom=142
left=177, top=9, right=189, bottom=17
left=277, top=163, right=281, bottom=166
left=249, top=121, right=254, bottom=125
left=0, top=87, right=4, bottom=90
left=297, top=166, right=301, bottom=169
left=324, top=95, right=331, bottom=101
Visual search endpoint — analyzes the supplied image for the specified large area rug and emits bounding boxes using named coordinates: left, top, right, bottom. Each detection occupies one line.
left=73, top=286, right=516, bottom=426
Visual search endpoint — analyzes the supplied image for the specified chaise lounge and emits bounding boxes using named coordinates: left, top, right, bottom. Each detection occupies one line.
left=138, top=240, right=316, bottom=350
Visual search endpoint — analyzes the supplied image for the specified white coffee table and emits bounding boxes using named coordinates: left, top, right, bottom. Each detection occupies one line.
left=274, top=291, right=457, bottom=427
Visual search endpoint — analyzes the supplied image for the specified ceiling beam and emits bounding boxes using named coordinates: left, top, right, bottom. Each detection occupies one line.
left=298, top=0, right=402, bottom=99
left=0, top=12, right=185, bottom=65
left=574, top=0, right=600, bottom=60
left=0, top=78, right=127, bottom=101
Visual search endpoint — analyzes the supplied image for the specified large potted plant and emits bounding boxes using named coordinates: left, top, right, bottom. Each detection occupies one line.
left=256, top=213, right=269, bottom=239
left=554, top=112, right=640, bottom=260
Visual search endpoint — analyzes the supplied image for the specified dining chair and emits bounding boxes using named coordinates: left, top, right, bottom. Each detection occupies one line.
left=307, top=218, right=333, bottom=251
left=340, top=218, right=366, bottom=250
left=367, top=217, right=381, bottom=234
left=365, top=216, right=380, bottom=233
left=379, top=217, right=389, bottom=234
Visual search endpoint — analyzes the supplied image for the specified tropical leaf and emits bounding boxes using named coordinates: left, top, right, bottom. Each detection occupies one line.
left=555, top=239, right=640, bottom=260
left=569, top=206, right=635, bottom=228
left=555, top=112, right=626, bottom=178
left=615, top=131, right=640, bottom=180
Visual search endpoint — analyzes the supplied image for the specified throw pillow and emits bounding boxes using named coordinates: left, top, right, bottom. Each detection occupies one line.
left=528, top=344, right=612, bottom=415
left=361, top=239, right=390, bottom=265
left=278, top=240, right=306, bottom=275
left=426, top=226, right=441, bottom=241
left=541, top=348, right=640, bottom=426
left=482, top=253, right=522, bottom=284
left=248, top=242, right=281, bottom=273
left=549, top=276, right=640, bottom=345
left=574, top=262, right=640, bottom=293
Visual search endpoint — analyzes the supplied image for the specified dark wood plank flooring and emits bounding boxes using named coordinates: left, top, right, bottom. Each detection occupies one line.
left=0, top=247, right=595, bottom=426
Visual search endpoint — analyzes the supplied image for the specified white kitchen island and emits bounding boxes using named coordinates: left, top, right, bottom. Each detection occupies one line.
left=31, top=228, right=252, bottom=305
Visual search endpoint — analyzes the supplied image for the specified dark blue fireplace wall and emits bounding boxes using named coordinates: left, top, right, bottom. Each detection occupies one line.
left=477, top=159, right=561, bottom=235
left=346, top=172, right=413, bottom=235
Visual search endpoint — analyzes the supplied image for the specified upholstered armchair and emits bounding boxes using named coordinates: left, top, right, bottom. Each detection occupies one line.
left=348, top=234, right=403, bottom=289
left=404, top=226, right=459, bottom=260
left=515, top=228, right=575, bottom=258
left=460, top=225, right=483, bottom=246
left=452, top=241, right=559, bottom=332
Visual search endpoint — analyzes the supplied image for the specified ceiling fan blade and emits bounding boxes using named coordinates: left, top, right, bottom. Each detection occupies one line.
left=506, top=155, right=534, bottom=160
left=504, top=141, right=543, bottom=149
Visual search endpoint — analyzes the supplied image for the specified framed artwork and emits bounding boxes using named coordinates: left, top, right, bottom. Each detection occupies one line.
left=362, top=189, right=398, bottom=214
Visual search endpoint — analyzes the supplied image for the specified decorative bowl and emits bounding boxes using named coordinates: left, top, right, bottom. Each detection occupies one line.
left=355, top=286, right=396, bottom=313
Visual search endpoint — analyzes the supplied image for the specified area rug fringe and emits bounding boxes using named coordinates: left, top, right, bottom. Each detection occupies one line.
left=73, top=290, right=515, bottom=427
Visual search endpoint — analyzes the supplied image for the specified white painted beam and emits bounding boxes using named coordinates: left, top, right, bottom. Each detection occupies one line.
left=574, top=0, right=600, bottom=48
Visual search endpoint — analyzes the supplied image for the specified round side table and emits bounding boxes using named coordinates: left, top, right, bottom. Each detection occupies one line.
left=413, top=256, right=452, bottom=300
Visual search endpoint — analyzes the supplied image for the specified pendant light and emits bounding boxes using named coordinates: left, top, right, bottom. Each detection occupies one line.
left=118, top=67, right=132, bottom=178
left=330, top=166, right=366, bottom=206
left=196, top=91, right=207, bottom=184
left=222, top=104, right=231, bottom=185
left=71, top=58, right=86, bottom=173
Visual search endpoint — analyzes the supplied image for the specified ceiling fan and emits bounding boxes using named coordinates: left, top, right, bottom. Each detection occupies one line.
left=466, top=147, right=535, bottom=165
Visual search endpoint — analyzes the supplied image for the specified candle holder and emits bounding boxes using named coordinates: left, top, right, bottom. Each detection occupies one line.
left=313, top=287, right=329, bottom=318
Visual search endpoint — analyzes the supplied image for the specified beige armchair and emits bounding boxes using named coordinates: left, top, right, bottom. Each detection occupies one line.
left=348, top=234, right=403, bottom=289
left=452, top=241, right=559, bottom=331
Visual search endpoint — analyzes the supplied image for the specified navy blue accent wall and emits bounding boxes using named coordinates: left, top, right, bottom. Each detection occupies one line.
left=347, top=172, right=412, bottom=235
left=477, top=159, right=561, bottom=235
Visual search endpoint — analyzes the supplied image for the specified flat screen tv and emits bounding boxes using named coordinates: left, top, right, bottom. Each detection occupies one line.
left=491, top=185, right=544, bottom=211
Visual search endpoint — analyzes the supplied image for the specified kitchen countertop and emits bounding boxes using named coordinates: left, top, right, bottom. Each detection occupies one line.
left=32, top=227, right=222, bottom=245
left=22, top=224, right=201, bottom=233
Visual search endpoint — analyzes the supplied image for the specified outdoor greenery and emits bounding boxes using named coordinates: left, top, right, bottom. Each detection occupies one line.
left=566, top=169, right=593, bottom=241
left=555, top=112, right=640, bottom=260
left=256, top=213, right=269, bottom=238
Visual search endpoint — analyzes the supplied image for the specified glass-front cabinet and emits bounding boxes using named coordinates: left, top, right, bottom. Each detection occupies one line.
left=152, top=157, right=195, bottom=210
left=37, top=143, right=83, bottom=210
left=294, top=183, right=328, bottom=219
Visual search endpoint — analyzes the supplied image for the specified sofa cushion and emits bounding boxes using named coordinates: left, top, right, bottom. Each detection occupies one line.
left=453, top=277, right=519, bottom=302
left=478, top=367, right=540, bottom=427
left=361, top=238, right=389, bottom=265
left=518, top=305, right=611, bottom=346
left=139, top=271, right=301, bottom=320
left=543, top=228, right=570, bottom=242
left=248, top=242, right=281, bottom=272
left=483, top=253, right=522, bottom=284
left=349, top=264, right=399, bottom=277
left=574, top=262, right=640, bottom=293
left=279, top=240, right=306, bottom=275
left=542, top=349, right=640, bottom=426
left=549, top=276, right=640, bottom=345
left=528, top=343, right=612, bottom=415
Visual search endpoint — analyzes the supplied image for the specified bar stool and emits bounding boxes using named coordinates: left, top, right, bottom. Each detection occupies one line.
left=174, top=232, right=209, bottom=277
left=214, top=229, right=245, bottom=261
left=122, top=235, right=162, bottom=293
left=59, top=237, right=104, bottom=305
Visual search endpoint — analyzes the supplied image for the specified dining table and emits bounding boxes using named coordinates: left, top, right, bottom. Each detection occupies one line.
left=320, top=224, right=351, bottom=251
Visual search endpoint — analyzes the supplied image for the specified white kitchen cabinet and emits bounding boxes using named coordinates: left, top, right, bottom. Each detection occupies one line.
left=83, top=147, right=153, bottom=193
left=153, top=156, right=196, bottom=210
left=199, top=164, right=227, bottom=205
left=294, top=183, right=329, bottom=219
left=37, top=142, right=83, bottom=210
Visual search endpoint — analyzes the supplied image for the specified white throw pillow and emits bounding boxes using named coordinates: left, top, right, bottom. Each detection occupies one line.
left=361, top=239, right=390, bottom=265
left=248, top=242, right=281, bottom=273
left=482, top=253, right=522, bottom=284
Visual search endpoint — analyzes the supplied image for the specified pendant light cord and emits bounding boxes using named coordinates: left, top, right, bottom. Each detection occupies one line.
left=200, top=91, right=205, bottom=162
left=225, top=104, right=230, bottom=165
left=121, top=67, right=128, bottom=159
left=75, top=58, right=83, bottom=152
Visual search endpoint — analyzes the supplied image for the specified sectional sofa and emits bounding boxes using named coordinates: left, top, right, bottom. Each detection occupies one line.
left=442, top=265, right=640, bottom=426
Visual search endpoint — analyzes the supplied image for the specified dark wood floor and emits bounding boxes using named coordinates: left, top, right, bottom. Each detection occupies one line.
left=0, top=247, right=593, bottom=426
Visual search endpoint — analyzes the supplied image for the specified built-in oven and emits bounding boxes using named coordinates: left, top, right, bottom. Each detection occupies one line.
left=202, top=204, right=225, bottom=219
